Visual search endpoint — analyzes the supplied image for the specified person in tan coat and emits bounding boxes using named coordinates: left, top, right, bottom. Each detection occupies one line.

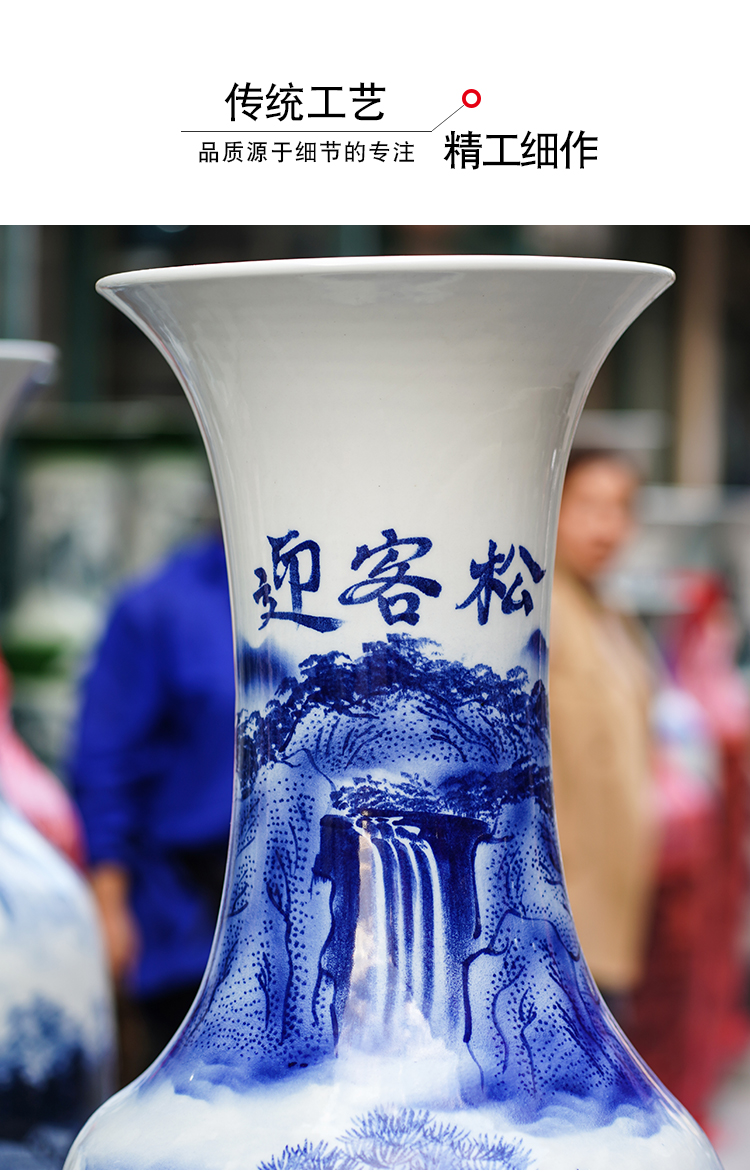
left=550, top=449, right=656, bottom=1020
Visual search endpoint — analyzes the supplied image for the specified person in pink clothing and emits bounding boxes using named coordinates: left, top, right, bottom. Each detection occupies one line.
left=0, top=651, right=85, bottom=867
left=630, top=572, right=750, bottom=1120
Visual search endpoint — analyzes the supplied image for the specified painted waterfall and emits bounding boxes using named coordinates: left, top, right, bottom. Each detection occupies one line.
left=67, top=633, right=717, bottom=1168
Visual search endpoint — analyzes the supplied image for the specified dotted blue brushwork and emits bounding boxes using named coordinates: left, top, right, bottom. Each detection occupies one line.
left=149, top=633, right=662, bottom=1164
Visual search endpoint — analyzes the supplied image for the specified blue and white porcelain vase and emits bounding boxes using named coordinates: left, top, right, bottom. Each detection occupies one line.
left=0, top=797, right=114, bottom=1169
left=0, top=342, right=115, bottom=1169
left=0, top=341, right=58, bottom=437
left=67, top=257, right=719, bottom=1170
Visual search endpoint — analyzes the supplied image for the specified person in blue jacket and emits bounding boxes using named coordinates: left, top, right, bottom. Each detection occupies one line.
left=70, top=531, right=235, bottom=1067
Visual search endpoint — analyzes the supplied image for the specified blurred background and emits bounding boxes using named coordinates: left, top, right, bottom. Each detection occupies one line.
left=4, top=223, right=750, bottom=1160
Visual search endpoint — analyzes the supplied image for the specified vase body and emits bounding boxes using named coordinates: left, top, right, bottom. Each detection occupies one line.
left=0, top=343, right=115, bottom=1168
left=68, top=257, right=718, bottom=1169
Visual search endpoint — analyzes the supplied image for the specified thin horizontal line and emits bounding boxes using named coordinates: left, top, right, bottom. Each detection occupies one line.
left=182, top=103, right=466, bottom=135
left=182, top=129, right=433, bottom=134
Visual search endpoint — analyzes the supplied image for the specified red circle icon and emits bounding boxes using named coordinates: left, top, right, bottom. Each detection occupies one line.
left=462, top=89, right=481, bottom=109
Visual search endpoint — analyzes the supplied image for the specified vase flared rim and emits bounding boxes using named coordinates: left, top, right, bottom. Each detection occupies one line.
left=0, top=340, right=58, bottom=367
left=97, top=254, right=675, bottom=291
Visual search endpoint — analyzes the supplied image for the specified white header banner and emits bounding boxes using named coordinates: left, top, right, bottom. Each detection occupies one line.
left=1, top=0, right=746, bottom=224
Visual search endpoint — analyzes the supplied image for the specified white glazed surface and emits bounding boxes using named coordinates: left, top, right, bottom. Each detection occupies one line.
left=0, top=801, right=113, bottom=1063
left=66, top=257, right=720, bottom=1170
left=94, top=257, right=673, bottom=688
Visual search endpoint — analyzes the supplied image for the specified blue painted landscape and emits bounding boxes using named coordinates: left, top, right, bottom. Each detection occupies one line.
left=158, top=633, right=664, bottom=1154
left=0, top=997, right=92, bottom=1166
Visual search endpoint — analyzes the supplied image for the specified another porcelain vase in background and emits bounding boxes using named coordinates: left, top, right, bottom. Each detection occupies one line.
left=68, top=257, right=719, bottom=1170
left=0, top=342, right=115, bottom=1169
left=0, top=342, right=57, bottom=437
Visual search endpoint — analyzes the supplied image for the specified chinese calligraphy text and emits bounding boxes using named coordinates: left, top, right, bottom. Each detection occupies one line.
left=253, top=530, right=342, bottom=632
left=457, top=542, right=546, bottom=624
left=338, top=529, right=442, bottom=626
